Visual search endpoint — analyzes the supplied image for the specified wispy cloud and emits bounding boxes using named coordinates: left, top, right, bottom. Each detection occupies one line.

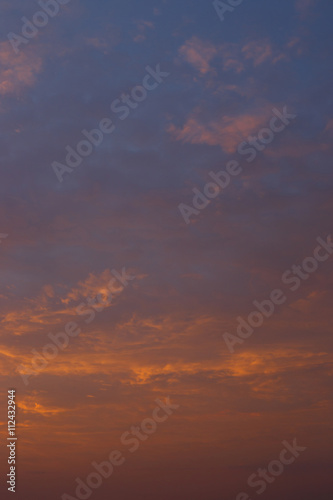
left=178, top=37, right=217, bottom=74
left=168, top=108, right=270, bottom=153
left=0, top=41, right=42, bottom=95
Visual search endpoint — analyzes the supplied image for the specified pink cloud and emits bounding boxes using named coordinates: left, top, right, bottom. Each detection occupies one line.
left=295, top=0, right=317, bottom=17
left=241, top=40, right=273, bottom=66
left=0, top=41, right=42, bottom=96
left=168, top=111, right=270, bottom=153
left=178, top=37, right=217, bottom=74
left=178, top=37, right=290, bottom=78
left=133, top=19, right=154, bottom=43
left=324, top=119, right=333, bottom=133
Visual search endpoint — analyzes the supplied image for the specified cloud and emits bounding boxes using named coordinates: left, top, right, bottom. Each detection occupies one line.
left=324, top=119, right=333, bottom=133
left=178, top=38, right=290, bottom=77
left=295, top=0, right=317, bottom=17
left=0, top=41, right=42, bottom=95
left=85, top=37, right=110, bottom=52
left=61, top=268, right=125, bottom=304
left=217, top=42, right=246, bottom=74
left=178, top=37, right=217, bottom=75
left=0, top=269, right=128, bottom=340
left=133, top=20, right=154, bottom=43
left=241, top=40, right=273, bottom=66
left=168, top=109, right=270, bottom=153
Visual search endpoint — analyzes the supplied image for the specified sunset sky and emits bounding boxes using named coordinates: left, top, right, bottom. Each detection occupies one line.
left=0, top=0, right=333, bottom=499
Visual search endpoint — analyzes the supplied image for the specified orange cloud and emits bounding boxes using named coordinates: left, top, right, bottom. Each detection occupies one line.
left=62, top=269, right=125, bottom=304
left=0, top=268, right=131, bottom=342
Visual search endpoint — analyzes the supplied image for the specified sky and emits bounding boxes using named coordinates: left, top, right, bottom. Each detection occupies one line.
left=0, top=0, right=333, bottom=499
